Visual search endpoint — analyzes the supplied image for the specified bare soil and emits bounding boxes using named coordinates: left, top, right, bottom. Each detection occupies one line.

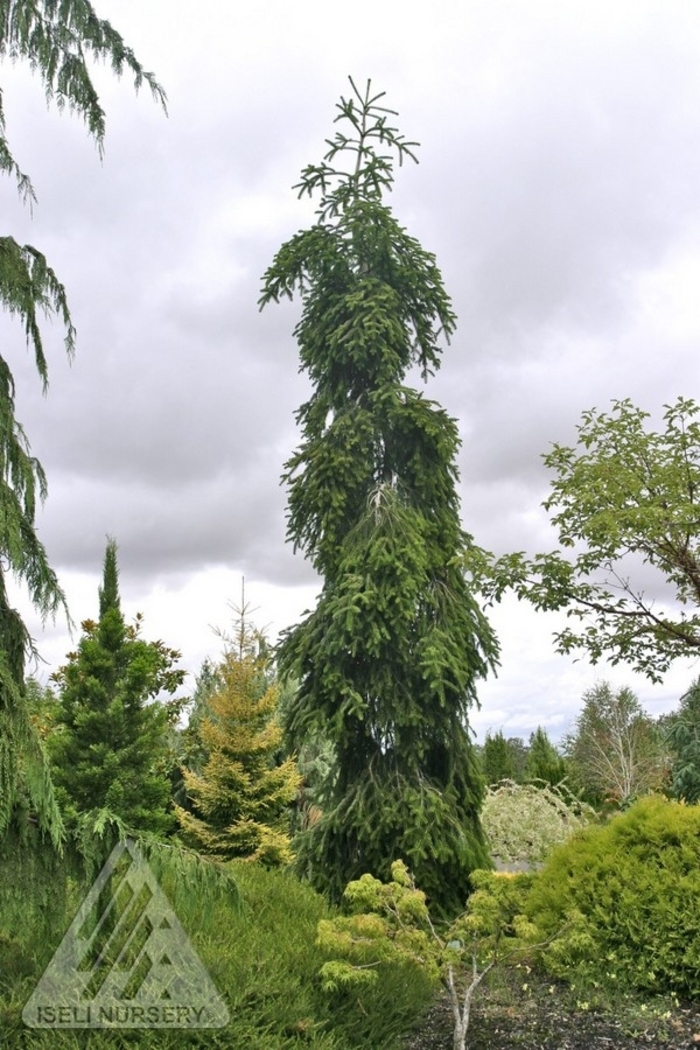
left=402, top=968, right=700, bottom=1050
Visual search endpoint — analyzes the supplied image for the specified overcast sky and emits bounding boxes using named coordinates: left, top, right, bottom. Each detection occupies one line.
left=3, top=0, right=700, bottom=740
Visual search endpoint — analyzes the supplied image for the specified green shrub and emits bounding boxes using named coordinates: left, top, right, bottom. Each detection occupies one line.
left=526, top=795, right=700, bottom=998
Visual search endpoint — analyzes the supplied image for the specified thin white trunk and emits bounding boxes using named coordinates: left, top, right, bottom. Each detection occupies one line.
left=444, top=955, right=495, bottom=1050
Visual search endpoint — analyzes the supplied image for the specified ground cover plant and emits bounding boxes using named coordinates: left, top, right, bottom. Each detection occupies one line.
left=0, top=848, right=433, bottom=1049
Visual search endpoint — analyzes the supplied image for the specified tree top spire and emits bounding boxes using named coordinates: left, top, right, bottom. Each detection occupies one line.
left=98, top=537, right=121, bottom=618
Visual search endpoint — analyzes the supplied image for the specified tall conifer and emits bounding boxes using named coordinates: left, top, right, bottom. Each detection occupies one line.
left=481, top=731, right=516, bottom=786
left=260, top=79, right=498, bottom=912
left=525, top=727, right=567, bottom=787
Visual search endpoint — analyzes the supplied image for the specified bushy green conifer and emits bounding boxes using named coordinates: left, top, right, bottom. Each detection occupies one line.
left=525, top=727, right=567, bottom=787
left=667, top=678, right=700, bottom=803
left=50, top=540, right=183, bottom=835
left=481, top=731, right=516, bottom=785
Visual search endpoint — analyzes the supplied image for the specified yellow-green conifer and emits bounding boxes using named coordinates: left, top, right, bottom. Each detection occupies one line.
left=176, top=651, right=301, bottom=866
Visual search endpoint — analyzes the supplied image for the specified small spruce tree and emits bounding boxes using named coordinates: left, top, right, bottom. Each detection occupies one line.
left=176, top=621, right=301, bottom=866
left=260, top=79, right=498, bottom=912
left=50, top=540, right=183, bottom=835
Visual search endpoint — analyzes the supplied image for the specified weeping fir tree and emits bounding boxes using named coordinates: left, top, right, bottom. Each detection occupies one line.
left=260, top=79, right=498, bottom=913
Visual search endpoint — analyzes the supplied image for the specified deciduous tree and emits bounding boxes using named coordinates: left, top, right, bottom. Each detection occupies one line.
left=317, top=860, right=547, bottom=1050
left=260, top=78, right=498, bottom=912
left=476, top=398, right=700, bottom=682
left=564, top=682, right=666, bottom=805
left=481, top=780, right=593, bottom=867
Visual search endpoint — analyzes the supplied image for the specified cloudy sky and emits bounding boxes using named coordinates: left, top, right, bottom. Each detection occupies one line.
left=3, top=0, right=700, bottom=740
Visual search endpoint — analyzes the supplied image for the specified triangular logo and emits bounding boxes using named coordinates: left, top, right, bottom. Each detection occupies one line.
left=23, top=839, right=230, bottom=1029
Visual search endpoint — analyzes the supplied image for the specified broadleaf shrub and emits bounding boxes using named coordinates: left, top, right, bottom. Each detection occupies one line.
left=316, top=860, right=542, bottom=1050
left=526, top=794, right=700, bottom=998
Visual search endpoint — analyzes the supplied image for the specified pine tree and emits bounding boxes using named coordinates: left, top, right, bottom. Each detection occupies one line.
left=176, top=641, right=301, bottom=867
left=260, top=79, right=498, bottom=912
left=0, top=2, right=165, bottom=845
left=50, top=540, right=184, bottom=835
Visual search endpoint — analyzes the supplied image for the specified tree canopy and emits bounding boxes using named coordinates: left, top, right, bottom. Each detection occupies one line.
left=260, top=78, right=497, bottom=913
left=476, top=397, right=700, bottom=681
left=563, top=682, right=666, bottom=805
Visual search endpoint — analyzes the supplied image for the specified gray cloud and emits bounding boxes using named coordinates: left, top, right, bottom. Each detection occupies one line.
left=4, top=0, right=700, bottom=730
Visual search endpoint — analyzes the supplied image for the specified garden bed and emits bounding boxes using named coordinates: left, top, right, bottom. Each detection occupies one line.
left=403, top=967, right=700, bottom=1050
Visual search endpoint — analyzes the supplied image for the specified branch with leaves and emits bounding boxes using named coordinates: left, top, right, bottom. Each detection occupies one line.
left=317, top=860, right=563, bottom=1050
left=469, top=397, right=700, bottom=681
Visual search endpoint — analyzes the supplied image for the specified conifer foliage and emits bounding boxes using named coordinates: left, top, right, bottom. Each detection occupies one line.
left=524, top=726, right=567, bottom=787
left=480, top=731, right=516, bottom=786
left=260, top=79, right=498, bottom=912
left=50, top=540, right=183, bottom=835
left=0, top=1, right=165, bottom=845
left=176, top=620, right=301, bottom=866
